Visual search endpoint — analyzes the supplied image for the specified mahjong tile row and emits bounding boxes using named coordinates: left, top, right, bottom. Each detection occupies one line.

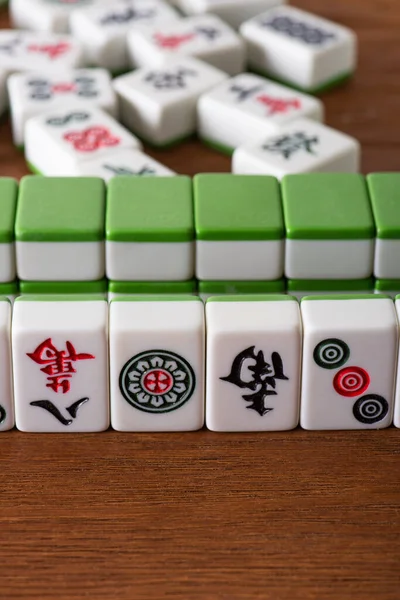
left=1, top=173, right=400, bottom=285
left=2, top=293, right=400, bottom=433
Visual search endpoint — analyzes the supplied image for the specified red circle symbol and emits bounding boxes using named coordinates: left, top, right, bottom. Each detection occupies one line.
left=142, top=369, right=174, bottom=395
left=333, top=366, right=370, bottom=397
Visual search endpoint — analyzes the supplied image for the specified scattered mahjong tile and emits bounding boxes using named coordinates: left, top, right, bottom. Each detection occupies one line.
left=232, top=118, right=360, bottom=178
left=240, top=5, right=357, bottom=93
left=194, top=174, right=284, bottom=280
left=0, top=178, right=18, bottom=284
left=15, top=176, right=106, bottom=281
left=106, top=176, right=194, bottom=281
left=73, top=149, right=176, bottom=180
left=10, top=0, right=109, bottom=33
left=282, top=173, right=375, bottom=280
left=198, top=72, right=324, bottom=155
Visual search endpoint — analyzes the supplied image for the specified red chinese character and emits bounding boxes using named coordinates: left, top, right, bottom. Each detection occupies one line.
left=63, top=126, right=121, bottom=152
left=153, top=32, right=195, bottom=49
left=51, top=82, right=76, bottom=93
left=27, top=338, right=95, bottom=394
left=256, top=94, right=301, bottom=115
left=27, top=42, right=71, bottom=60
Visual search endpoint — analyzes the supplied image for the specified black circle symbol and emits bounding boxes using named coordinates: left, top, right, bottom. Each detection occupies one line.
left=119, top=350, right=196, bottom=414
left=352, top=394, right=389, bottom=425
left=313, top=338, right=350, bottom=369
left=0, top=405, right=6, bottom=425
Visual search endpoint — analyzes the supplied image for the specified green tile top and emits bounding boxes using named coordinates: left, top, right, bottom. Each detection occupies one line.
left=282, top=174, right=375, bottom=240
left=109, top=280, right=197, bottom=294
left=0, top=281, right=18, bottom=295
left=375, top=279, right=400, bottom=292
left=194, top=174, right=283, bottom=241
left=367, top=173, right=400, bottom=239
left=301, top=294, right=386, bottom=302
left=106, top=177, right=194, bottom=242
left=16, top=176, right=105, bottom=242
left=207, top=295, right=296, bottom=303
left=16, top=295, right=107, bottom=302
left=111, top=295, right=202, bottom=303
left=288, top=278, right=374, bottom=292
left=20, top=280, right=107, bottom=295
left=199, top=280, right=285, bottom=294
left=0, top=178, right=18, bottom=244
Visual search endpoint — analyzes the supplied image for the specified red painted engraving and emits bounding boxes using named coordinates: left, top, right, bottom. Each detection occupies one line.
left=153, top=32, right=196, bottom=49
left=63, top=126, right=121, bottom=152
left=27, top=42, right=71, bottom=60
left=333, top=366, right=370, bottom=398
left=51, top=82, right=77, bottom=93
left=256, top=94, right=301, bottom=115
left=142, top=369, right=174, bottom=395
left=27, top=338, right=95, bottom=394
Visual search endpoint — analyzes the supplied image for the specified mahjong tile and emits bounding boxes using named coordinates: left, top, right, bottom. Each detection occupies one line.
left=174, top=0, right=287, bottom=29
left=73, top=149, right=176, bottom=180
left=10, top=0, right=109, bottom=33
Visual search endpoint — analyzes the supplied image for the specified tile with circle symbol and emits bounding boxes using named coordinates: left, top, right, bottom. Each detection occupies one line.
left=300, top=296, right=398, bottom=430
left=110, top=297, right=205, bottom=431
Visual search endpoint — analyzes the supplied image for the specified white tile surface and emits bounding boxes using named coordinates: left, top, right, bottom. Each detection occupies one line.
left=10, top=0, right=109, bottom=33
left=110, top=298, right=205, bottom=431
left=198, top=72, right=324, bottom=152
left=206, top=297, right=302, bottom=431
left=374, top=239, right=400, bottom=279
left=13, top=298, right=109, bottom=432
left=0, top=300, right=14, bottom=432
left=0, top=243, right=16, bottom=283
left=73, top=149, right=176, bottom=180
left=393, top=298, right=400, bottom=428
left=174, top=0, right=287, bottom=29
left=300, top=297, right=398, bottom=430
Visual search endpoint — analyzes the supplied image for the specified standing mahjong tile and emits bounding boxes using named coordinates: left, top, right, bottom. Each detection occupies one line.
left=13, top=296, right=109, bottom=432
left=240, top=5, right=357, bottom=93
left=194, top=174, right=284, bottom=280
left=72, top=149, right=176, bottom=180
left=287, top=278, right=375, bottom=301
left=206, top=295, right=302, bottom=432
left=8, top=68, right=117, bottom=147
left=198, top=73, right=323, bottom=155
left=367, top=173, right=400, bottom=279
left=300, top=295, right=398, bottom=430
left=15, top=176, right=105, bottom=281
left=0, top=30, right=84, bottom=75
left=375, top=280, right=400, bottom=299
left=0, top=68, right=7, bottom=116
left=10, top=0, right=109, bottom=33
left=25, top=106, right=141, bottom=176
left=70, top=0, right=181, bottom=73
left=198, top=279, right=285, bottom=301
left=108, top=280, right=197, bottom=301
left=110, top=296, right=204, bottom=431
left=0, top=299, right=14, bottom=432
left=282, top=174, right=375, bottom=280
left=393, top=296, right=400, bottom=429
left=174, top=0, right=287, bottom=30
left=106, top=176, right=194, bottom=281
left=0, top=178, right=18, bottom=283
left=232, top=118, right=360, bottom=177
left=128, top=14, right=245, bottom=75
left=113, top=57, right=227, bottom=147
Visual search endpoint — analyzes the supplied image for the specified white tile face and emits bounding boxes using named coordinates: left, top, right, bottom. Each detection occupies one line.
left=8, top=69, right=117, bottom=146
left=300, top=298, right=398, bottom=430
left=374, top=239, right=400, bottom=279
left=0, top=69, right=7, bottom=115
left=113, top=57, right=227, bottom=145
left=196, top=240, right=284, bottom=280
left=70, top=0, right=180, bottom=72
left=10, top=0, right=108, bottom=33
left=198, top=73, right=324, bottom=151
left=16, top=241, right=105, bottom=281
left=285, top=239, right=374, bottom=280
left=13, top=300, right=109, bottom=432
left=206, top=299, right=302, bottom=432
left=393, top=299, right=400, bottom=428
left=73, top=149, right=176, bottom=180
left=175, top=0, right=287, bottom=29
left=106, top=241, right=194, bottom=281
left=0, top=301, right=14, bottom=432
left=0, top=243, right=16, bottom=283
left=0, top=30, right=84, bottom=74
left=110, top=300, right=205, bottom=431
left=240, top=6, right=357, bottom=90
left=128, top=14, right=245, bottom=75
left=232, top=118, right=360, bottom=178
left=25, top=106, right=142, bottom=175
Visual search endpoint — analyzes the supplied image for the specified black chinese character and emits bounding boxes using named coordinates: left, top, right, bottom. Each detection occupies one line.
left=101, top=8, right=155, bottom=26
left=221, top=347, right=289, bottom=416
left=261, top=15, right=336, bottom=45
left=229, top=84, right=263, bottom=102
left=145, top=68, right=197, bottom=89
left=195, top=26, right=221, bottom=40
left=262, top=132, right=319, bottom=159
left=103, top=164, right=156, bottom=176
left=0, top=36, right=22, bottom=55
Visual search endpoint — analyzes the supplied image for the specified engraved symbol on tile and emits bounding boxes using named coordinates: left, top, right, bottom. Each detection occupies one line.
left=63, top=126, right=121, bottom=152
left=260, top=16, right=337, bottom=45
left=333, top=366, right=370, bottom=397
left=229, top=84, right=264, bottom=102
left=262, top=132, right=319, bottom=159
left=30, top=397, right=89, bottom=426
left=103, top=164, right=156, bottom=176
left=27, top=42, right=71, bottom=60
left=28, top=77, right=98, bottom=101
left=0, top=36, right=22, bottom=56
left=144, top=68, right=197, bottom=90
left=256, top=94, right=301, bottom=116
left=119, top=350, right=196, bottom=413
left=352, top=395, right=389, bottom=425
left=27, top=338, right=95, bottom=394
left=101, top=8, right=155, bottom=26
left=46, top=111, right=90, bottom=126
left=313, top=338, right=350, bottom=369
left=220, top=346, right=289, bottom=416
left=0, top=405, right=6, bottom=425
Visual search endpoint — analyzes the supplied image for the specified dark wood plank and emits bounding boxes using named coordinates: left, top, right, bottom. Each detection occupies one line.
left=0, top=2, right=400, bottom=599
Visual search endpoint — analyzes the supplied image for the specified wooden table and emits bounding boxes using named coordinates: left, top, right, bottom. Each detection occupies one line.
left=0, top=2, right=399, bottom=599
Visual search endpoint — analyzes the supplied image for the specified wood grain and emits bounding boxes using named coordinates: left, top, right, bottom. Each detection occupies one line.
left=0, top=2, right=400, bottom=599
